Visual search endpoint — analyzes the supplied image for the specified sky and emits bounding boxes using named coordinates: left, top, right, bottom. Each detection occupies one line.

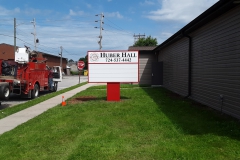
left=0, top=0, right=218, bottom=61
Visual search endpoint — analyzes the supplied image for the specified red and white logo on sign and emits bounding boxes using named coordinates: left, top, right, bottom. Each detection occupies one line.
left=77, top=61, right=85, bottom=70
left=90, top=53, right=99, bottom=62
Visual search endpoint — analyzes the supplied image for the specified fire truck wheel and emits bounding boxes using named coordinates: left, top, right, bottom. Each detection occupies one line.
left=52, top=82, right=58, bottom=92
left=0, top=84, right=10, bottom=100
left=31, top=84, right=39, bottom=99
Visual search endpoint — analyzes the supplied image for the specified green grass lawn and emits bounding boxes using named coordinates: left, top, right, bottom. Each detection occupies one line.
left=0, top=85, right=240, bottom=160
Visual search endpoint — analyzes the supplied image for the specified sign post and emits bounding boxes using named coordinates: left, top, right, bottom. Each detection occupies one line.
left=87, top=51, right=139, bottom=101
left=107, top=82, right=120, bottom=101
left=77, top=61, right=85, bottom=83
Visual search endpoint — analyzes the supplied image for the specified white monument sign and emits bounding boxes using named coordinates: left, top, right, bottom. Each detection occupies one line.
left=88, top=51, right=139, bottom=83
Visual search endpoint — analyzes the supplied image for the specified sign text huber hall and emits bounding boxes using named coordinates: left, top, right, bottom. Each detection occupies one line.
left=100, top=52, right=137, bottom=58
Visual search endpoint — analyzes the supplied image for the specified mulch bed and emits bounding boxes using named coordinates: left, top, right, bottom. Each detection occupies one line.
left=67, top=96, right=129, bottom=104
left=67, top=96, right=97, bottom=104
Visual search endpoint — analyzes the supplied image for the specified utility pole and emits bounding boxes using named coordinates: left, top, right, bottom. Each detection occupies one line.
left=14, top=18, right=25, bottom=53
left=95, top=13, right=104, bottom=50
left=31, top=18, right=37, bottom=51
left=60, top=46, right=63, bottom=70
left=14, top=18, right=16, bottom=53
left=134, top=33, right=145, bottom=43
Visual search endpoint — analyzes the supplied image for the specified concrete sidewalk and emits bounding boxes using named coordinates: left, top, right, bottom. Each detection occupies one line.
left=0, top=83, right=103, bottom=135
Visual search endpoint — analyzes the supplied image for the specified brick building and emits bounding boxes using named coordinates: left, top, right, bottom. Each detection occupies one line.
left=0, top=43, right=68, bottom=73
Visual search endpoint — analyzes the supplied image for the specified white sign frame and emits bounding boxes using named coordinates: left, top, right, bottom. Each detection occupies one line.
left=88, top=51, right=139, bottom=83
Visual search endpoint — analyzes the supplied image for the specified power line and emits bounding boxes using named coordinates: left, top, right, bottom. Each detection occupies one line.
left=17, top=35, right=82, bottom=57
left=104, top=17, right=133, bottom=35
left=16, top=33, right=26, bottom=37
left=16, top=37, right=58, bottom=55
left=0, top=19, right=13, bottom=21
left=16, top=37, right=34, bottom=47
left=37, top=43, right=59, bottom=50
left=0, top=24, right=13, bottom=27
left=17, top=28, right=31, bottom=36
left=29, top=23, right=96, bottom=28
left=0, top=34, right=59, bottom=56
left=62, top=47, right=70, bottom=54
left=133, top=33, right=145, bottom=43
left=16, top=32, right=60, bottom=52
left=36, top=33, right=97, bottom=38
left=0, top=33, right=13, bottom=38
left=14, top=17, right=97, bottom=25
left=16, top=31, right=58, bottom=53
left=16, top=26, right=98, bottom=38
left=104, top=29, right=133, bottom=36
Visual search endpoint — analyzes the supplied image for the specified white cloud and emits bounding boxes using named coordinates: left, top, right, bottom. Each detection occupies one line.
left=86, top=3, right=92, bottom=8
left=0, top=6, right=20, bottom=16
left=14, top=8, right=21, bottom=13
left=107, top=0, right=112, bottom=2
left=146, top=0, right=219, bottom=23
left=161, top=32, right=173, bottom=38
left=69, top=9, right=76, bottom=16
left=102, top=31, right=133, bottom=50
left=153, top=32, right=174, bottom=44
left=0, top=6, right=53, bottom=18
left=140, top=0, right=155, bottom=5
left=69, top=9, right=84, bottom=16
left=105, top=12, right=123, bottom=19
left=24, top=8, right=42, bottom=15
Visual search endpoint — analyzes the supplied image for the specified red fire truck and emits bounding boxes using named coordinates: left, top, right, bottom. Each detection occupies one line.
left=0, top=46, right=62, bottom=101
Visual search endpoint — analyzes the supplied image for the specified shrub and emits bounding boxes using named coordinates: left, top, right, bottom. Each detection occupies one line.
left=70, top=70, right=83, bottom=75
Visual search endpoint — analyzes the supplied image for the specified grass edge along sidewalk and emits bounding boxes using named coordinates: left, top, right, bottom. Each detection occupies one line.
left=0, top=82, right=88, bottom=120
left=0, top=85, right=239, bottom=159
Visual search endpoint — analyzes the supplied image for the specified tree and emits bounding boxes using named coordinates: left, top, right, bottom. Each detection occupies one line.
left=133, top=36, right=158, bottom=46
left=79, top=57, right=85, bottom=61
left=68, top=59, right=74, bottom=63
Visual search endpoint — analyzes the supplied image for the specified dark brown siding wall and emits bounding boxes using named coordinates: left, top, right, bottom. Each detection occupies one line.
left=158, top=38, right=189, bottom=96
left=190, top=6, right=240, bottom=119
left=139, top=51, right=155, bottom=85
